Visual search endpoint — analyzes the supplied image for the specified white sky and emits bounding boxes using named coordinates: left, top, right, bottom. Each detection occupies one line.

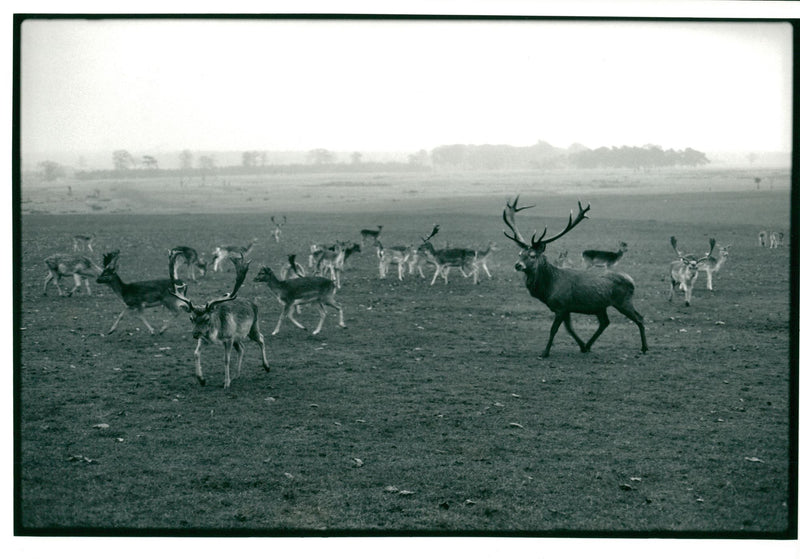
left=19, top=17, right=793, bottom=156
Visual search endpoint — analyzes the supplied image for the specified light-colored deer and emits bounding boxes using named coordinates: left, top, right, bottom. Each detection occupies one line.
left=169, top=253, right=269, bottom=389
left=169, top=246, right=208, bottom=281
left=502, top=196, right=648, bottom=357
left=96, top=251, right=187, bottom=334
left=470, top=241, right=499, bottom=281
left=360, top=225, right=383, bottom=246
left=211, top=238, right=257, bottom=272
left=698, top=242, right=730, bottom=291
left=270, top=216, right=286, bottom=243
left=769, top=231, right=784, bottom=248
left=376, top=241, right=411, bottom=280
left=668, top=236, right=713, bottom=306
left=72, top=234, right=96, bottom=253
left=254, top=266, right=346, bottom=335
left=43, top=254, right=103, bottom=296
left=418, top=225, right=479, bottom=285
left=582, top=241, right=628, bottom=268
left=554, top=249, right=574, bottom=268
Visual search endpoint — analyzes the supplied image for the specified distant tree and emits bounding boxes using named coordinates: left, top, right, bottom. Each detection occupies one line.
left=141, top=155, right=158, bottom=170
left=408, top=150, right=430, bottom=167
left=242, top=151, right=257, bottom=167
left=38, top=160, right=65, bottom=181
left=681, top=148, right=710, bottom=167
left=307, top=148, right=335, bottom=165
left=198, top=155, right=216, bottom=186
left=179, top=149, right=194, bottom=170
left=112, top=150, right=135, bottom=171
left=754, top=177, right=762, bottom=190
left=350, top=152, right=363, bottom=165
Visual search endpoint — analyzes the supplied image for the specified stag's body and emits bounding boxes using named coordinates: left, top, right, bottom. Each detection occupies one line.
left=169, top=253, right=269, bottom=389
left=503, top=196, right=647, bottom=358
left=254, top=266, right=345, bottom=335
left=97, top=251, right=186, bottom=334
left=170, top=246, right=208, bottom=280
left=43, top=253, right=102, bottom=296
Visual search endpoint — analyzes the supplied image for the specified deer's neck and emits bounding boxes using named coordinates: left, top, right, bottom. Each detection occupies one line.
left=524, top=257, right=557, bottom=302
left=104, top=274, right=127, bottom=298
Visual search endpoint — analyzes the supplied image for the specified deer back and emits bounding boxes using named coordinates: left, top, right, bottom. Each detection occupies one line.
left=192, top=298, right=257, bottom=343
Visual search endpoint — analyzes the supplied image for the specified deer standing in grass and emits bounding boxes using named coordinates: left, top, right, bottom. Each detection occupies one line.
left=43, top=254, right=103, bottom=296
left=418, top=225, right=479, bottom=285
left=668, top=236, right=713, bottom=306
left=360, top=225, right=383, bottom=246
left=698, top=242, right=730, bottom=291
left=254, top=265, right=346, bottom=336
left=169, top=246, right=208, bottom=281
left=96, top=251, right=187, bottom=334
left=582, top=241, right=628, bottom=269
left=72, top=234, right=96, bottom=253
left=169, top=252, right=269, bottom=388
left=271, top=216, right=286, bottom=243
left=470, top=241, right=499, bottom=281
left=211, top=238, right=257, bottom=272
left=502, top=196, right=648, bottom=358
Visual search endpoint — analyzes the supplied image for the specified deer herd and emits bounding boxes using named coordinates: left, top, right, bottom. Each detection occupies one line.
left=40, top=195, right=781, bottom=387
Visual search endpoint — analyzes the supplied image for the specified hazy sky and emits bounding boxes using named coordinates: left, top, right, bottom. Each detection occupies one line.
left=20, top=18, right=793, bottom=157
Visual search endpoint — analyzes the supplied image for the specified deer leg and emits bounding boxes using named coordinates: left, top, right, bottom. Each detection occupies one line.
left=135, top=309, right=157, bottom=334
left=222, top=340, right=233, bottom=389
left=615, top=303, right=649, bottom=354
left=68, top=274, right=82, bottom=296
left=107, top=308, right=128, bottom=334
left=232, top=341, right=244, bottom=380
left=430, top=265, right=443, bottom=285
left=272, top=306, right=288, bottom=335
left=287, top=303, right=307, bottom=331
left=561, top=313, right=588, bottom=352
left=43, top=272, right=61, bottom=296
left=584, top=309, right=611, bottom=352
left=312, top=302, right=328, bottom=335
left=706, top=271, right=713, bottom=291
left=83, top=276, right=92, bottom=295
left=482, top=263, right=492, bottom=279
left=326, top=297, right=346, bottom=329
left=193, top=338, right=206, bottom=386
left=249, top=327, right=271, bottom=373
left=541, top=314, right=565, bottom=358
left=668, top=279, right=677, bottom=302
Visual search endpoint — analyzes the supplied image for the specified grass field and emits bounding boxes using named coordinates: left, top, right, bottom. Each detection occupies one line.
left=16, top=169, right=795, bottom=535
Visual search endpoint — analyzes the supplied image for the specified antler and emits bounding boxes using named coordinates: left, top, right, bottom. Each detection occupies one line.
left=421, top=224, right=440, bottom=244
left=533, top=201, right=590, bottom=246
left=102, top=250, right=120, bottom=269
left=503, top=195, right=535, bottom=248
left=698, top=238, right=716, bottom=263
left=168, top=249, right=195, bottom=311
left=670, top=236, right=683, bottom=258
left=207, top=256, right=250, bottom=307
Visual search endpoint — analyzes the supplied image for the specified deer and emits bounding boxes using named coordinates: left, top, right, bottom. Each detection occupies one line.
left=279, top=254, right=306, bottom=280
left=554, top=249, right=574, bottom=268
left=96, top=250, right=188, bottom=334
left=168, top=252, right=269, bottom=389
left=211, top=238, right=257, bottom=272
left=697, top=242, right=730, bottom=291
left=311, top=244, right=345, bottom=287
left=43, top=254, right=103, bottom=296
left=418, top=225, right=479, bottom=285
left=360, top=225, right=383, bottom=246
left=253, top=265, right=346, bottom=336
left=376, top=241, right=411, bottom=280
left=470, top=241, right=499, bottom=281
left=582, top=241, right=628, bottom=269
left=169, top=246, right=208, bottom=281
left=72, top=233, right=96, bottom=253
left=270, top=216, right=287, bottom=243
left=769, top=231, right=784, bottom=248
left=502, top=196, right=648, bottom=358
left=758, top=230, right=768, bottom=247
left=668, top=236, right=713, bottom=306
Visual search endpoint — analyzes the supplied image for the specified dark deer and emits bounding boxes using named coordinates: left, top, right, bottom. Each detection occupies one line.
left=96, top=251, right=187, bottom=334
left=502, top=196, right=648, bottom=357
left=169, top=251, right=269, bottom=388
left=582, top=241, right=628, bottom=268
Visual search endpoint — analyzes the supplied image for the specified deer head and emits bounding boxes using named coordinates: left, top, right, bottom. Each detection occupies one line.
left=503, top=196, right=590, bottom=270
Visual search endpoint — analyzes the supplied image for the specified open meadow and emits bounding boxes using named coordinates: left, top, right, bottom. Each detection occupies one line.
left=16, top=168, right=794, bottom=535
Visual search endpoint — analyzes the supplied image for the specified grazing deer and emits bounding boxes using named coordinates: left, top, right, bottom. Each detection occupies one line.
left=169, top=253, right=269, bottom=389
left=72, top=234, right=96, bottom=252
left=769, top=231, right=784, bottom=248
left=502, top=196, right=648, bottom=357
left=470, top=241, right=499, bottom=281
left=360, top=225, right=383, bottom=245
left=418, top=225, right=479, bottom=285
left=270, top=216, right=286, bottom=243
left=96, top=251, right=187, bottom=334
left=697, top=242, right=730, bottom=291
left=254, top=266, right=346, bottom=335
left=169, top=246, right=208, bottom=281
left=582, top=241, right=628, bottom=269
left=758, top=230, right=768, bottom=247
left=668, top=236, right=713, bottom=306
left=43, top=254, right=102, bottom=296
left=211, top=238, right=257, bottom=272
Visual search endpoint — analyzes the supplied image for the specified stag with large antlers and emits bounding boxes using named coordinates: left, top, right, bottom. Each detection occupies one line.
left=502, top=196, right=648, bottom=357
left=169, top=251, right=269, bottom=389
